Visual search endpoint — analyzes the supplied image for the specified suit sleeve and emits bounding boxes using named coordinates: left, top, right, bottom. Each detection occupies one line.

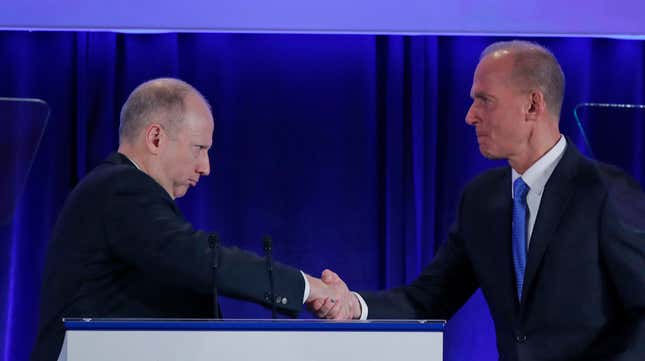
left=600, top=179, right=645, bottom=358
left=361, top=191, right=478, bottom=319
left=104, top=173, right=305, bottom=315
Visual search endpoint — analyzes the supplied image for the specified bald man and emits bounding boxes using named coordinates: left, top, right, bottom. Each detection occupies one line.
left=315, top=41, right=645, bottom=361
left=31, top=78, right=336, bottom=361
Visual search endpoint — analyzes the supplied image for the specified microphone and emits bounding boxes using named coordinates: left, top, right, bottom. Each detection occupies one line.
left=263, top=235, right=276, bottom=319
left=208, top=233, right=221, bottom=319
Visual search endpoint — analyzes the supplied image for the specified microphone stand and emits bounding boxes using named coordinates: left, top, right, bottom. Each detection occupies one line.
left=263, top=235, right=276, bottom=319
left=208, top=233, right=220, bottom=319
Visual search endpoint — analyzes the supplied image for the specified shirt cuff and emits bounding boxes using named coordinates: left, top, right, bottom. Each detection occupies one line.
left=352, top=292, right=368, bottom=320
left=301, top=271, right=310, bottom=304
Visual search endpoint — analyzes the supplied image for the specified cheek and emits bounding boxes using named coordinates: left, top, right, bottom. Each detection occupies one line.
left=169, top=156, right=192, bottom=180
left=490, top=112, right=514, bottom=136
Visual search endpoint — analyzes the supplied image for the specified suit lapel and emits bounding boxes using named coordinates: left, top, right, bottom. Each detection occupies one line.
left=521, top=142, right=580, bottom=303
left=485, top=168, right=518, bottom=312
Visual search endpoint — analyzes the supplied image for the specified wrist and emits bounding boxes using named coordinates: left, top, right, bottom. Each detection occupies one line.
left=351, top=293, right=361, bottom=319
left=305, top=274, right=325, bottom=302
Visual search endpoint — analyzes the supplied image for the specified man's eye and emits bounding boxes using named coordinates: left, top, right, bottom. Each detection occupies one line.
left=478, top=97, right=492, bottom=105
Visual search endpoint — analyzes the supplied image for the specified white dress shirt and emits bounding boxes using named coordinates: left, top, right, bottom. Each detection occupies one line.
left=355, top=135, right=567, bottom=320
left=511, top=135, right=566, bottom=245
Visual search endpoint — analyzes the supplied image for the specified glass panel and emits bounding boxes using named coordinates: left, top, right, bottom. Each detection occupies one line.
left=0, top=98, right=50, bottom=225
left=573, top=102, right=645, bottom=187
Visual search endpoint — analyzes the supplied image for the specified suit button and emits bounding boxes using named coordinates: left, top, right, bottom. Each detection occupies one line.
left=515, top=335, right=527, bottom=343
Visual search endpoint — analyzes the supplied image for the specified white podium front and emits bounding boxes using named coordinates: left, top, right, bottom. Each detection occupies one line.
left=59, top=319, right=445, bottom=361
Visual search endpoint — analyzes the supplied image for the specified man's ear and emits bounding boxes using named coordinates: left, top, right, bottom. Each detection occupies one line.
left=525, top=89, right=546, bottom=122
left=144, top=123, right=164, bottom=155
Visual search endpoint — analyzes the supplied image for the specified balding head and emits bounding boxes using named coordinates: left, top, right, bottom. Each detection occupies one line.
left=117, top=78, right=214, bottom=199
left=481, top=40, right=565, bottom=118
left=119, top=78, right=209, bottom=144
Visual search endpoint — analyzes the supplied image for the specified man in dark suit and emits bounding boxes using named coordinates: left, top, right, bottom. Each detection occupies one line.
left=31, top=78, right=337, bottom=361
left=314, top=41, right=645, bottom=360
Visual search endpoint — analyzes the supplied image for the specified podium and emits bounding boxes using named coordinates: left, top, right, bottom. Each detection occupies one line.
left=59, top=319, right=445, bottom=361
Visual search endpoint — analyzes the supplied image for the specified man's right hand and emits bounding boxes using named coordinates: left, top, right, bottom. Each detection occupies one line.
left=307, top=269, right=361, bottom=320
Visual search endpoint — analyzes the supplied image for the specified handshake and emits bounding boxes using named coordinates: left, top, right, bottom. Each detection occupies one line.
left=305, top=270, right=362, bottom=320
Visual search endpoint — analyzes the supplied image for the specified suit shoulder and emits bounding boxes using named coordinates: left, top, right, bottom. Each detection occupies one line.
left=82, top=161, right=160, bottom=194
left=462, top=166, right=509, bottom=195
left=575, top=156, right=642, bottom=193
left=63, top=162, right=166, bottom=214
left=571, top=155, right=645, bottom=226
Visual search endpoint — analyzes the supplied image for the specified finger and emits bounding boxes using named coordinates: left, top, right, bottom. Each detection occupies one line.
left=323, top=269, right=343, bottom=284
left=323, top=298, right=344, bottom=319
left=329, top=292, right=355, bottom=320
left=331, top=301, right=353, bottom=320
left=321, top=269, right=338, bottom=283
left=308, top=297, right=325, bottom=312
left=314, top=297, right=334, bottom=318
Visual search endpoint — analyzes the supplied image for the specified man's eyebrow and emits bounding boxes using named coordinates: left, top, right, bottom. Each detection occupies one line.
left=472, top=91, right=494, bottom=101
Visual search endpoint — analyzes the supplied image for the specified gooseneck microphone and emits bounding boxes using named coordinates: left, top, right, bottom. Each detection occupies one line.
left=208, top=233, right=221, bottom=319
left=263, top=235, right=277, bottom=319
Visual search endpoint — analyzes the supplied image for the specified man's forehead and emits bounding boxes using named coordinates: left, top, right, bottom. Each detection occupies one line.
left=477, top=53, right=513, bottom=74
left=178, top=103, right=213, bottom=142
left=184, top=91, right=210, bottom=111
left=185, top=116, right=213, bottom=134
left=473, top=55, right=514, bottom=86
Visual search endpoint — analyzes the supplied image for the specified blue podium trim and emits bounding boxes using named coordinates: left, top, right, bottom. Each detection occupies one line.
left=64, top=319, right=445, bottom=332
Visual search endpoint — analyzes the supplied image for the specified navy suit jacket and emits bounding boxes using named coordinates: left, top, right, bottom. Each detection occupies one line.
left=363, top=142, right=645, bottom=361
left=31, top=153, right=305, bottom=361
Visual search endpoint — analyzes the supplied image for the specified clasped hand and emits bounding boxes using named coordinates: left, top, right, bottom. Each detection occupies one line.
left=305, top=269, right=360, bottom=320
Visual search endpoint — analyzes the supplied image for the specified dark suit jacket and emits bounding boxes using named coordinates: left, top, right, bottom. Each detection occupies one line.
left=362, top=142, right=645, bottom=361
left=31, top=153, right=305, bottom=361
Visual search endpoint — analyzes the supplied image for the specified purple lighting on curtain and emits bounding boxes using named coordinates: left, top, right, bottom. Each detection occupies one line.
left=3, top=0, right=645, bottom=37
left=3, top=213, right=20, bottom=361
left=0, top=32, right=643, bottom=361
left=410, top=39, right=425, bottom=278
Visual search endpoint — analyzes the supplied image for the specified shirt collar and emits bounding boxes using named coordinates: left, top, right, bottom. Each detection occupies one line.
left=512, top=135, right=567, bottom=198
left=122, top=154, right=143, bottom=171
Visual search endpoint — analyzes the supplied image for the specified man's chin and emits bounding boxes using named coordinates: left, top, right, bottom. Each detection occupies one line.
left=479, top=146, right=501, bottom=160
left=173, top=187, right=189, bottom=199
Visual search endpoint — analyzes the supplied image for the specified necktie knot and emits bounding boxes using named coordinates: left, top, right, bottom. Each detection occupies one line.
left=513, top=178, right=530, bottom=203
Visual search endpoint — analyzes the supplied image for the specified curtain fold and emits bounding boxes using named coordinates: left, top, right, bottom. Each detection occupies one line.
left=0, top=32, right=643, bottom=361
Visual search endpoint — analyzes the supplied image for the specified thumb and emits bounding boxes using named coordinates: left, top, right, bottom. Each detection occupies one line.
left=321, top=269, right=339, bottom=284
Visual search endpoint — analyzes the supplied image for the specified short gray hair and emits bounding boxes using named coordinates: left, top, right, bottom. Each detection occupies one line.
left=119, top=78, right=203, bottom=143
left=481, top=40, right=565, bottom=118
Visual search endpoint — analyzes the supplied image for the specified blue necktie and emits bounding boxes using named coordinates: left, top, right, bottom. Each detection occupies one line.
left=512, top=177, right=530, bottom=302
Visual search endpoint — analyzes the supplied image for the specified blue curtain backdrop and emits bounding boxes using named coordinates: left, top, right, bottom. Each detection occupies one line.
left=0, top=32, right=644, bottom=361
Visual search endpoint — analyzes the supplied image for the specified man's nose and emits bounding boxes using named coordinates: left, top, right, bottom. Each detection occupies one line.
left=197, top=153, right=210, bottom=176
left=465, top=104, right=477, bottom=126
